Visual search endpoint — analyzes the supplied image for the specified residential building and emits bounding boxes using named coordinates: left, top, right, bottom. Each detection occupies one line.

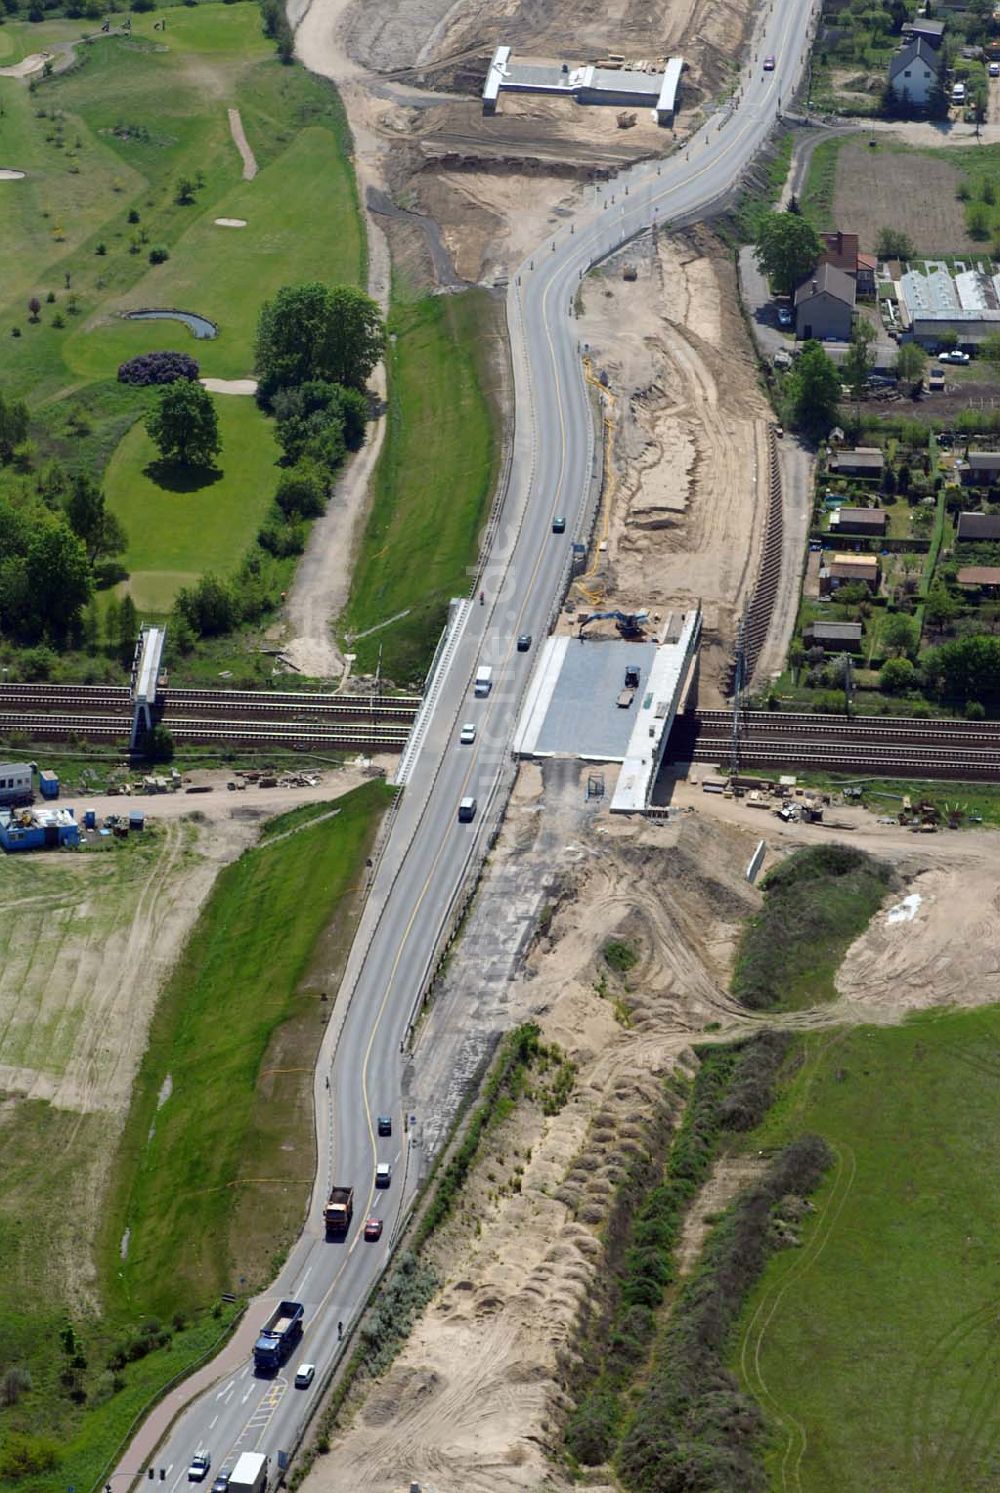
left=888, top=37, right=942, bottom=109
left=794, top=262, right=856, bottom=342
left=828, top=447, right=884, bottom=479
left=957, top=512, right=1000, bottom=541
left=819, top=553, right=880, bottom=594
left=959, top=452, right=1000, bottom=486
left=901, top=17, right=946, bottom=48
left=957, top=566, right=1000, bottom=589
left=830, top=507, right=887, bottom=536
left=803, top=621, right=863, bottom=651
left=897, top=262, right=1000, bottom=348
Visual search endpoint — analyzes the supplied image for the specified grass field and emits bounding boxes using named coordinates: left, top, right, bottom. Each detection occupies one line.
left=736, top=1008, right=1000, bottom=1493
left=0, top=5, right=362, bottom=600
left=105, top=781, right=395, bottom=1319
left=105, top=392, right=280, bottom=610
left=342, top=289, right=503, bottom=685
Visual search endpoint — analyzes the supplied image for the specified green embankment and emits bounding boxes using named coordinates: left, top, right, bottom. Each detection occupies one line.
left=732, top=845, right=893, bottom=1011
left=737, top=1007, right=1000, bottom=1493
left=0, top=6, right=363, bottom=603
left=106, top=782, right=394, bottom=1318
left=342, top=289, right=503, bottom=685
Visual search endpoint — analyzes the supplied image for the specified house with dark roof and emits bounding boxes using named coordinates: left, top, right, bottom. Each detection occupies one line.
left=828, top=447, right=884, bottom=479
left=830, top=507, right=887, bottom=536
left=901, top=17, right=946, bottom=48
left=888, top=37, right=942, bottom=108
left=957, top=512, right=1000, bottom=541
left=803, top=621, right=863, bottom=651
left=794, top=262, right=856, bottom=342
left=959, top=453, right=1000, bottom=486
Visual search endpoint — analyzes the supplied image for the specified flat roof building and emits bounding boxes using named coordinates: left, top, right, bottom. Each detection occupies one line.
left=957, top=565, right=1000, bottom=587
left=957, top=512, right=1000, bottom=541
left=0, top=805, right=78, bottom=853
left=829, top=447, right=884, bottom=477
left=830, top=507, right=887, bottom=535
left=482, top=45, right=684, bottom=126
left=803, top=621, right=863, bottom=650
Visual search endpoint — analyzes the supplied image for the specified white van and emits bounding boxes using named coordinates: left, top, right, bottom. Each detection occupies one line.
left=458, top=797, right=478, bottom=823
left=952, top=81, right=966, bottom=104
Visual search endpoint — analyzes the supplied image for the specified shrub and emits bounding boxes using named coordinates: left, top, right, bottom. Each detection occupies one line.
left=0, top=1434, right=61, bottom=1479
left=604, top=939, right=638, bottom=974
left=274, top=459, right=327, bottom=519
left=118, top=350, right=199, bottom=386
left=0, top=1366, right=32, bottom=1407
left=148, top=245, right=170, bottom=265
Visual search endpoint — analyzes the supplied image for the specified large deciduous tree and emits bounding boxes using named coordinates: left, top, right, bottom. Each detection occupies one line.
left=754, top=212, right=823, bottom=297
left=787, top=341, right=841, bottom=436
left=254, top=283, right=385, bottom=402
left=146, top=381, right=221, bottom=468
left=65, top=473, right=128, bottom=566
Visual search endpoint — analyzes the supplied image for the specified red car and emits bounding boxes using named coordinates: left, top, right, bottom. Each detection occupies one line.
left=364, top=1217, right=383, bottom=1241
left=763, top=54, right=776, bottom=71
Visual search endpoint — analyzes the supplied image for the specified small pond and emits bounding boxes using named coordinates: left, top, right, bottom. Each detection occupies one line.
left=125, top=308, right=218, bottom=339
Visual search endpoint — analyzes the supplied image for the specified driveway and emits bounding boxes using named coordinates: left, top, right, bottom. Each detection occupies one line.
left=738, top=245, right=795, bottom=364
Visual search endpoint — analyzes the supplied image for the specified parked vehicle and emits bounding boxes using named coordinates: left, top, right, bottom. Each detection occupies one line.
left=952, top=81, right=966, bottom=103
left=364, top=1216, right=384, bottom=1240
left=294, top=1363, right=316, bottom=1389
left=474, top=665, right=493, bottom=697
left=189, top=1453, right=211, bottom=1483
left=990, top=61, right=1000, bottom=77
left=776, top=305, right=793, bottom=327
left=253, top=1300, right=304, bottom=1374
left=324, top=1185, right=354, bottom=1237
left=938, top=350, right=970, bottom=364
left=227, top=1453, right=268, bottom=1493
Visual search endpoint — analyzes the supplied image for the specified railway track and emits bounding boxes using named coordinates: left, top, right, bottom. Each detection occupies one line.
left=0, top=713, right=410, bottom=749
left=0, top=683, right=421, bottom=723
left=681, top=709, right=1000, bottom=781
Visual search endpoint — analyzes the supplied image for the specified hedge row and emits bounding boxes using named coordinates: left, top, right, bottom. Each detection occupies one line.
left=565, top=1033, right=792, bottom=1468
left=618, top=1133, right=833, bottom=1493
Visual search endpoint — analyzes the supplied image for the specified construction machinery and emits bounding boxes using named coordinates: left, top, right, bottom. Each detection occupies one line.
left=578, top=609, right=650, bottom=639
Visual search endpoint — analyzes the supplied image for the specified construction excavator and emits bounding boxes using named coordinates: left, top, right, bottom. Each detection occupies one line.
left=578, top=609, right=650, bottom=639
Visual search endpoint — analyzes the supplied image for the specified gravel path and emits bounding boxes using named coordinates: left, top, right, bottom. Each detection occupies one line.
left=227, top=106, right=258, bottom=181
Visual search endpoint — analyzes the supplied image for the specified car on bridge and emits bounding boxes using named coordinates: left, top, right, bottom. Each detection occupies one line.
left=460, top=723, right=476, bottom=745
left=376, top=1162, right=392, bottom=1188
left=364, top=1216, right=384, bottom=1241
left=294, top=1363, right=316, bottom=1389
left=189, top=1452, right=211, bottom=1483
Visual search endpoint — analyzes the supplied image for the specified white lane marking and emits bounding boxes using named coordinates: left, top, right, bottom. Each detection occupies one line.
left=240, top=1364, right=250, bottom=1378
left=209, top=1415, right=218, bottom=1430
left=242, top=1384, right=254, bottom=1403
left=296, top=1265, right=312, bottom=1294
left=215, top=1379, right=235, bottom=1400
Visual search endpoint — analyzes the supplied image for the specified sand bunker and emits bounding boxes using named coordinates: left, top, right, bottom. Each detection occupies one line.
left=0, top=53, right=49, bottom=79
left=0, top=169, right=26, bottom=181
left=200, top=378, right=258, bottom=396
left=214, top=217, right=247, bottom=228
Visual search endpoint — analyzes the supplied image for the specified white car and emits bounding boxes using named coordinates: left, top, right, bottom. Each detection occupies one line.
left=375, top=1161, right=391, bottom=1187
left=294, top=1363, right=316, bottom=1389
left=938, top=350, right=970, bottom=365
left=460, top=723, right=476, bottom=745
left=991, top=61, right=1000, bottom=77
left=188, top=1453, right=211, bottom=1483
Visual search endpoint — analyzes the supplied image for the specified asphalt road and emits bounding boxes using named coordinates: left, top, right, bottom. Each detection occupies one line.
left=115, top=3, right=819, bottom=1485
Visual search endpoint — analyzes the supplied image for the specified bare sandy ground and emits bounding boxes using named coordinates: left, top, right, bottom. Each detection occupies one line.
left=304, top=762, right=1000, bottom=1491
left=574, top=228, right=770, bottom=701
left=227, top=106, right=257, bottom=180
left=201, top=376, right=258, bottom=394
left=0, top=52, right=48, bottom=78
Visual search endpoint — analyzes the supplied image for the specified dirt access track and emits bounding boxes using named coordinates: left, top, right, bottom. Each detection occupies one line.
left=302, top=764, right=1000, bottom=1492
left=570, top=225, right=772, bottom=702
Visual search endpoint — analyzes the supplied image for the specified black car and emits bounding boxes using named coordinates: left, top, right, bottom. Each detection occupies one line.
left=377, top=1114, right=392, bottom=1137
left=517, top=634, right=532, bottom=652
left=211, top=1476, right=229, bottom=1493
left=552, top=516, right=566, bottom=533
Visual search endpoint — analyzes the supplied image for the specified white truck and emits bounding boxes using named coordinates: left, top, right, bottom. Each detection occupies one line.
left=227, top=1453, right=268, bottom=1493
left=474, top=665, right=493, bottom=697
